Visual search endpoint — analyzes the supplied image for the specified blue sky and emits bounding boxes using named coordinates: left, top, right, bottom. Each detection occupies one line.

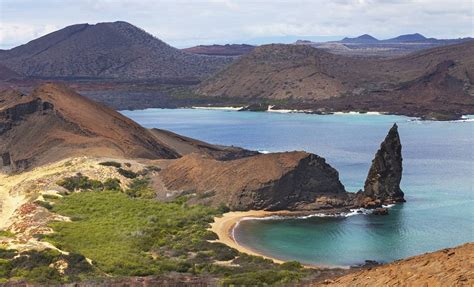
left=0, top=0, right=472, bottom=49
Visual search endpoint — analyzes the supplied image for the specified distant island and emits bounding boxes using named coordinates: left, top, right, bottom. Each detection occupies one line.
left=0, top=22, right=472, bottom=121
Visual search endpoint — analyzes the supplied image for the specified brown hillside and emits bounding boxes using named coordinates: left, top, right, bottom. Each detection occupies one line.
left=149, top=128, right=258, bottom=160
left=182, top=44, right=255, bottom=56
left=315, top=243, right=474, bottom=286
left=198, top=44, right=364, bottom=101
left=0, top=83, right=179, bottom=171
left=198, top=41, right=474, bottom=118
left=0, top=64, right=22, bottom=81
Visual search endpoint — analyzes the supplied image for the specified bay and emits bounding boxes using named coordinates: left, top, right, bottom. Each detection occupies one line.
left=122, top=109, right=474, bottom=266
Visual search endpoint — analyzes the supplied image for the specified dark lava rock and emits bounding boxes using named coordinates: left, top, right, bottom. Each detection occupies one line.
left=363, top=123, right=405, bottom=204
left=351, top=260, right=383, bottom=269
left=239, top=103, right=268, bottom=112
left=160, top=151, right=347, bottom=211
left=372, top=207, right=389, bottom=215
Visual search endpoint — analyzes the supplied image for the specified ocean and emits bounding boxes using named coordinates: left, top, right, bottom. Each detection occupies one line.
left=122, top=108, right=474, bottom=266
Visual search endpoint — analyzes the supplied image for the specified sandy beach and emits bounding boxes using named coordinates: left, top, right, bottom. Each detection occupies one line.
left=210, top=210, right=294, bottom=265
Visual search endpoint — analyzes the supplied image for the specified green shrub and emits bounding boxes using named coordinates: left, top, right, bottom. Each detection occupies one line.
left=145, top=165, right=161, bottom=172
left=217, top=203, right=231, bottom=213
left=57, top=174, right=103, bottom=192
left=280, top=261, right=303, bottom=271
left=117, top=168, right=138, bottom=179
left=209, top=242, right=238, bottom=261
left=24, top=266, right=62, bottom=284
left=103, top=178, right=121, bottom=191
left=34, top=200, right=53, bottom=210
left=99, top=161, right=122, bottom=168
left=0, top=248, right=17, bottom=259
left=0, top=231, right=15, bottom=238
left=42, top=194, right=61, bottom=200
left=0, top=259, right=11, bottom=277
left=125, top=178, right=155, bottom=198
left=57, top=174, right=122, bottom=193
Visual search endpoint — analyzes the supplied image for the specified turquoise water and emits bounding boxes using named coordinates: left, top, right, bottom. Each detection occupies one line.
left=122, top=109, right=474, bottom=266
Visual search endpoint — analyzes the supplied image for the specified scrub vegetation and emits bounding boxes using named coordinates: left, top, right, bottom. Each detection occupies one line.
left=4, top=175, right=309, bottom=285
left=45, top=190, right=308, bottom=284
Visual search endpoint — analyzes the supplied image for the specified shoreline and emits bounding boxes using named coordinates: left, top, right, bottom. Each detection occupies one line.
left=209, top=207, right=402, bottom=269
left=122, top=106, right=474, bottom=122
left=209, top=210, right=291, bottom=265
left=209, top=210, right=349, bottom=269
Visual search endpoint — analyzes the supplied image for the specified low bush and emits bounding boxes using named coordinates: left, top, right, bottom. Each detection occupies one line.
left=42, top=194, right=61, bottom=200
left=125, top=178, right=155, bottom=198
left=34, top=200, right=53, bottom=210
left=0, top=231, right=15, bottom=238
left=280, top=261, right=303, bottom=271
left=117, top=168, right=138, bottom=179
left=0, top=248, right=17, bottom=259
left=103, top=178, right=121, bottom=191
left=145, top=165, right=161, bottom=172
left=99, top=161, right=122, bottom=168
left=57, top=174, right=121, bottom=193
left=57, top=174, right=103, bottom=192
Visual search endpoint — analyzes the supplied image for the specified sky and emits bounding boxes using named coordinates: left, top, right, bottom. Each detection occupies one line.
left=0, top=0, right=473, bottom=49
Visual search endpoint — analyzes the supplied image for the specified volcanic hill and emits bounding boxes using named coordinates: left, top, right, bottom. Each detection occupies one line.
left=0, top=83, right=179, bottom=171
left=198, top=41, right=474, bottom=119
left=0, top=21, right=232, bottom=81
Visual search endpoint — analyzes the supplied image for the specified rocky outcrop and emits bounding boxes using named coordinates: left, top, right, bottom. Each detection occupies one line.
left=0, top=94, right=54, bottom=136
left=159, top=151, right=347, bottom=211
left=239, top=103, right=269, bottom=112
left=372, top=207, right=389, bottom=215
left=362, top=123, right=404, bottom=204
left=158, top=124, right=406, bottom=211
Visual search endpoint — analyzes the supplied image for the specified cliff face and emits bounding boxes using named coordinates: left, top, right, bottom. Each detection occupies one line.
left=363, top=124, right=404, bottom=203
left=159, top=151, right=347, bottom=211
